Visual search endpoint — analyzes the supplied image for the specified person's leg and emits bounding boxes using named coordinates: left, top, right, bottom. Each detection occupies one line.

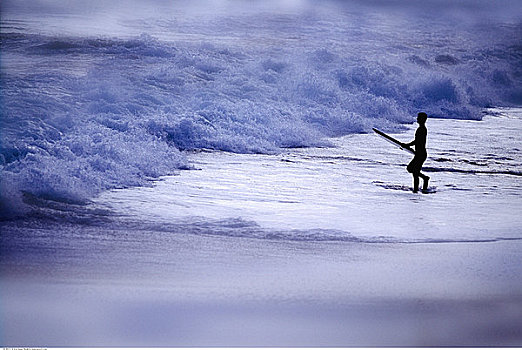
left=419, top=172, right=430, bottom=191
left=413, top=174, right=420, bottom=193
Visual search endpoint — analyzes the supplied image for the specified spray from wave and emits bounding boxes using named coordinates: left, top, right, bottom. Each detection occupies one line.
left=1, top=0, right=521, bottom=217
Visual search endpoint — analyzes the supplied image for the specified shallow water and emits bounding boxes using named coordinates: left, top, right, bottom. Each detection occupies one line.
left=93, top=108, right=522, bottom=243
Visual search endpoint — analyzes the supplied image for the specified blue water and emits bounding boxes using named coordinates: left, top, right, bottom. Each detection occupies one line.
left=1, top=0, right=521, bottom=217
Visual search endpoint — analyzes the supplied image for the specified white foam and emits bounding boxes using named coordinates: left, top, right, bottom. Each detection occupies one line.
left=93, top=109, right=522, bottom=242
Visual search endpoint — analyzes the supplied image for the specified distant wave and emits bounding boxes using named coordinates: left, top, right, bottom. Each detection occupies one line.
left=1, top=1, right=521, bottom=217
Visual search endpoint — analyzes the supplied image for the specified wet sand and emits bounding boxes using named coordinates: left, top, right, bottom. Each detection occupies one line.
left=2, top=228, right=521, bottom=346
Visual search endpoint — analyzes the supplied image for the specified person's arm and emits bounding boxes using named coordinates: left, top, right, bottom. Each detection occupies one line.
left=399, top=139, right=415, bottom=148
left=400, top=127, right=420, bottom=148
left=404, top=139, right=416, bottom=147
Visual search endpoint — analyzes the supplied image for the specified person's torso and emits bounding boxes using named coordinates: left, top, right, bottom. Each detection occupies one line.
left=415, top=126, right=427, bottom=154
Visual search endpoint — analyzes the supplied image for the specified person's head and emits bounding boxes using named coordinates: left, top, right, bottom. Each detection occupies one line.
left=417, top=112, right=427, bottom=125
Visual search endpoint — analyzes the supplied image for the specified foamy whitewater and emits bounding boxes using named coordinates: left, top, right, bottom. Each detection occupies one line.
left=1, top=0, right=522, bottom=346
left=1, top=0, right=521, bottom=217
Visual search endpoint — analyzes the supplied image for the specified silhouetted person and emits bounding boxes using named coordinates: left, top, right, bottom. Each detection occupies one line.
left=401, top=112, right=430, bottom=193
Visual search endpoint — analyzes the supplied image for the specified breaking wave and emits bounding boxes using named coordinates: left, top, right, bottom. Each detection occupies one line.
left=1, top=0, right=521, bottom=217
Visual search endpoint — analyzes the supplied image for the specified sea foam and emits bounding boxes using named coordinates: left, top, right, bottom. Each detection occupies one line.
left=1, top=0, right=521, bottom=217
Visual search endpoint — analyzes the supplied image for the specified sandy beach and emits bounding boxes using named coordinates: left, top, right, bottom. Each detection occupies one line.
left=2, top=223, right=521, bottom=346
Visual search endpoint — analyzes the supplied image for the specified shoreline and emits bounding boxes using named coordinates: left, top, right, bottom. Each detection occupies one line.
left=1, top=108, right=521, bottom=346
left=2, top=234, right=522, bottom=346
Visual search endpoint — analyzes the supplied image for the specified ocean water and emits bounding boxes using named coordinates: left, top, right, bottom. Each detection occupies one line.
left=1, top=0, right=522, bottom=346
left=1, top=0, right=521, bottom=217
left=88, top=108, right=522, bottom=244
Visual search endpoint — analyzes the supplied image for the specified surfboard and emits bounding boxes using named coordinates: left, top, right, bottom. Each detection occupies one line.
left=372, top=128, right=415, bottom=155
